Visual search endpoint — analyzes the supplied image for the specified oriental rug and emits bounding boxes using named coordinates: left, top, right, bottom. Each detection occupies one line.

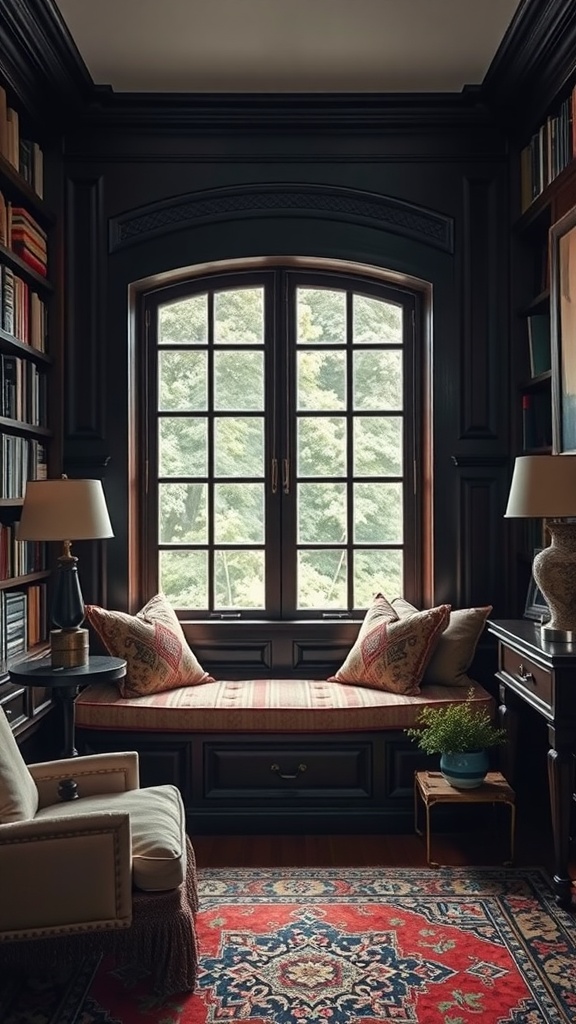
left=6, top=867, right=576, bottom=1023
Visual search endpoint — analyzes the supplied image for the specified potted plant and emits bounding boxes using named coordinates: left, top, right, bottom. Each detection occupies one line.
left=405, top=689, right=507, bottom=789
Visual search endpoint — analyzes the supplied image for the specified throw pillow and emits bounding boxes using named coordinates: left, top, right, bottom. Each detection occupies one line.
left=328, top=594, right=450, bottom=694
left=392, top=598, right=492, bottom=686
left=85, top=593, right=214, bottom=698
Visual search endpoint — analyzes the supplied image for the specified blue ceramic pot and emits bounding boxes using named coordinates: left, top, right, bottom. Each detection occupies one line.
left=440, top=750, right=489, bottom=789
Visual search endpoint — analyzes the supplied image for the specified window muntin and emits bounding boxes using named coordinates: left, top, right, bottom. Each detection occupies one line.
left=150, top=269, right=416, bottom=618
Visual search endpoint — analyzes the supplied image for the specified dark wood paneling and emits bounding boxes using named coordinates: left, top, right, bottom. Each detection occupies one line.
left=109, top=184, right=454, bottom=254
left=64, top=173, right=108, bottom=473
left=460, top=175, right=502, bottom=440
left=458, top=472, right=507, bottom=611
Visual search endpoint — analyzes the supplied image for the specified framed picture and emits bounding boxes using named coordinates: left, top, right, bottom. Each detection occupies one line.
left=524, top=549, right=550, bottom=622
left=550, top=206, right=576, bottom=452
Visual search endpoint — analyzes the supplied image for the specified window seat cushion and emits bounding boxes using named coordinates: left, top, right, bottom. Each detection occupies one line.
left=75, top=677, right=494, bottom=734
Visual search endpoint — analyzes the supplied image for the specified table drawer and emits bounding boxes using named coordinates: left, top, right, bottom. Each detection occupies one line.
left=204, top=741, right=372, bottom=799
left=501, top=645, right=552, bottom=708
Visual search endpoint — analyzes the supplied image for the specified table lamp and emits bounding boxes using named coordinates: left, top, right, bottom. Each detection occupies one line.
left=17, top=476, right=114, bottom=667
left=504, top=454, right=576, bottom=642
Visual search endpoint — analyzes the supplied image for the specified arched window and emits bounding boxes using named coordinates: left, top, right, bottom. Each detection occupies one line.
left=138, top=263, right=425, bottom=622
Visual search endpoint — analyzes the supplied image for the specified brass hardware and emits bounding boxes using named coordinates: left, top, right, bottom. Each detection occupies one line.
left=517, top=663, right=534, bottom=684
left=270, top=762, right=307, bottom=780
left=271, top=458, right=278, bottom=494
left=282, top=458, right=290, bottom=494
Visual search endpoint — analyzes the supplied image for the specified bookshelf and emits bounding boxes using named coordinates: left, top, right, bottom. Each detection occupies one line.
left=513, top=81, right=576, bottom=614
left=0, top=81, right=55, bottom=739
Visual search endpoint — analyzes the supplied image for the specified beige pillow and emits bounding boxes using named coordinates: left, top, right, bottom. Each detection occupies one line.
left=392, top=598, right=492, bottom=686
left=86, top=593, right=214, bottom=698
left=328, top=594, right=450, bottom=694
left=0, top=707, right=39, bottom=823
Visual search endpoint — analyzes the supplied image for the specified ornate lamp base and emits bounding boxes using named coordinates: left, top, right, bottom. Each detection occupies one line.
left=50, top=627, right=89, bottom=668
left=533, top=521, right=576, bottom=642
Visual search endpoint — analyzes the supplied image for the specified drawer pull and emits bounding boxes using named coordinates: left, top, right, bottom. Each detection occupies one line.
left=517, top=663, right=534, bottom=684
left=4, top=708, right=13, bottom=720
left=270, top=762, right=307, bottom=780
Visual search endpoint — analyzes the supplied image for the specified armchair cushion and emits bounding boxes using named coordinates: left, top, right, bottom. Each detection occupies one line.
left=35, top=783, right=186, bottom=891
left=0, top=709, right=38, bottom=823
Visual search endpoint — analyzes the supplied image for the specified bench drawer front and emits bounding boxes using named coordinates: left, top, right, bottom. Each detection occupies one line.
left=204, top=742, right=372, bottom=799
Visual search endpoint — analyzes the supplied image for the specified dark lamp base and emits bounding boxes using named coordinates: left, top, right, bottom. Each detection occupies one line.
left=50, top=628, right=89, bottom=669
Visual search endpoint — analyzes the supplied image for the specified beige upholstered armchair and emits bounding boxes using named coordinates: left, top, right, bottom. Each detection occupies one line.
left=0, top=707, right=198, bottom=996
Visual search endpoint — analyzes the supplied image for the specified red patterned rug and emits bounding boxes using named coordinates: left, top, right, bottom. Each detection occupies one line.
left=17, top=866, right=576, bottom=1023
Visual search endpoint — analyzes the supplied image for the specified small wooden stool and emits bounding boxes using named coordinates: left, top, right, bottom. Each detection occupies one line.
left=414, top=770, right=516, bottom=868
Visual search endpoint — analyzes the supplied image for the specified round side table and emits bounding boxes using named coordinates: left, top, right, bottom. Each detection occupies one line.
left=9, top=655, right=126, bottom=800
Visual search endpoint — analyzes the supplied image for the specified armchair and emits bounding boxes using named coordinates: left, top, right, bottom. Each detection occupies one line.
left=0, top=707, right=198, bottom=996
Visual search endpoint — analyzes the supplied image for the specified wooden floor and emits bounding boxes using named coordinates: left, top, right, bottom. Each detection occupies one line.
left=193, top=817, right=576, bottom=875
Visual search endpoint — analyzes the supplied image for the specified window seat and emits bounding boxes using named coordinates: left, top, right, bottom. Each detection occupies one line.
left=75, top=678, right=496, bottom=835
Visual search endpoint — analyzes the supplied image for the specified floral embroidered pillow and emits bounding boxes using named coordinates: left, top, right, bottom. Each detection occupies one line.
left=85, top=593, right=213, bottom=697
left=329, top=594, right=451, bottom=694
left=392, top=598, right=492, bottom=687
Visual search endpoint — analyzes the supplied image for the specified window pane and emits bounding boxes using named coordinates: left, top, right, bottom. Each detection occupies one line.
left=215, top=483, right=264, bottom=543
left=215, top=550, right=265, bottom=608
left=354, top=483, right=403, bottom=543
left=297, top=288, right=346, bottom=344
left=159, top=417, right=207, bottom=477
left=159, top=294, right=208, bottom=345
left=214, top=351, right=264, bottom=410
left=159, top=351, right=207, bottom=411
left=160, top=550, right=208, bottom=607
left=353, top=294, right=402, bottom=345
left=215, top=418, right=264, bottom=477
left=353, top=350, right=402, bottom=410
left=354, top=417, right=403, bottom=477
left=297, top=350, right=346, bottom=410
left=354, top=549, right=403, bottom=607
left=297, top=417, right=346, bottom=477
left=298, top=483, right=347, bottom=543
left=159, top=483, right=207, bottom=543
left=297, top=550, right=347, bottom=608
left=214, top=288, right=264, bottom=344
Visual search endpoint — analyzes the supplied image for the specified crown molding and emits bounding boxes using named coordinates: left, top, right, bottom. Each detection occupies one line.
left=0, top=0, right=92, bottom=123
left=482, top=0, right=576, bottom=138
left=2, top=0, right=573, bottom=143
left=77, top=87, right=498, bottom=136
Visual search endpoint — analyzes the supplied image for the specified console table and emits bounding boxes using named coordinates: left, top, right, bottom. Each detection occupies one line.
left=488, top=619, right=576, bottom=908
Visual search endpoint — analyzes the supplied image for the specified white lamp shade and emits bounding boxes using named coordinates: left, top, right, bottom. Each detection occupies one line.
left=504, top=455, right=576, bottom=518
left=17, top=478, right=114, bottom=541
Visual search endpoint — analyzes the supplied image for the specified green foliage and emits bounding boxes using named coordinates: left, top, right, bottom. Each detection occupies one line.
left=157, top=280, right=406, bottom=610
left=405, top=689, right=507, bottom=755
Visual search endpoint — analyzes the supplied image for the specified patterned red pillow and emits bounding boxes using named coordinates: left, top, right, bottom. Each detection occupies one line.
left=86, top=593, right=213, bottom=697
left=329, top=594, right=451, bottom=694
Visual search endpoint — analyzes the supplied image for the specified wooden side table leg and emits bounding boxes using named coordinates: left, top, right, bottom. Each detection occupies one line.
left=426, top=802, right=436, bottom=867
left=505, top=802, right=516, bottom=866
left=414, top=774, right=423, bottom=836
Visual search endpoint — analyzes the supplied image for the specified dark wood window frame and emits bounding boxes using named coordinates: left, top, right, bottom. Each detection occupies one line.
left=130, top=260, right=430, bottom=676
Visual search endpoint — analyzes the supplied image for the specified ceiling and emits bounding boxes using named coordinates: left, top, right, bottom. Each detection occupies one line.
left=54, top=0, right=523, bottom=94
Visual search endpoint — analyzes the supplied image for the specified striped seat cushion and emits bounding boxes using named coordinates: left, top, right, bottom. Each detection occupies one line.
left=75, top=677, right=494, bottom=734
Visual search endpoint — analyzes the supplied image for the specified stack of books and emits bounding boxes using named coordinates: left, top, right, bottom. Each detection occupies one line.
left=0, top=86, right=43, bottom=196
left=1, top=589, right=28, bottom=665
left=10, top=207, right=47, bottom=277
